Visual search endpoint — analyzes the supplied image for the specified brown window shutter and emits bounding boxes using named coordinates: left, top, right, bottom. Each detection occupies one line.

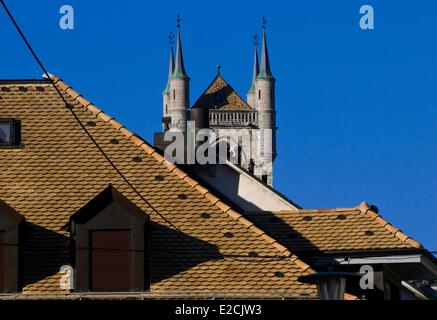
left=0, top=232, right=4, bottom=292
left=90, top=230, right=130, bottom=292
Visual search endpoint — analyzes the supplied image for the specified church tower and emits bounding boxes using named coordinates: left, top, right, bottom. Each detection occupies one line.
left=254, top=20, right=276, bottom=185
left=167, top=16, right=190, bottom=132
left=158, top=17, right=277, bottom=186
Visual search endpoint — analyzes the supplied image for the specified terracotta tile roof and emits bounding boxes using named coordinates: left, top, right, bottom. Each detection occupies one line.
left=192, top=75, right=253, bottom=111
left=0, top=76, right=319, bottom=297
left=245, top=202, right=424, bottom=254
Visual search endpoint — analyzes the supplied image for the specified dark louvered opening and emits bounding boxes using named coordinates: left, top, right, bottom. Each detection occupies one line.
left=303, top=216, right=312, bottom=221
left=365, top=230, right=374, bottom=236
left=0, top=232, right=4, bottom=292
left=201, top=212, right=210, bottom=219
left=132, top=156, right=142, bottom=163
left=337, top=214, right=347, bottom=220
left=224, top=232, right=233, bottom=238
left=110, top=139, right=119, bottom=145
left=275, top=271, right=284, bottom=278
left=155, top=175, right=165, bottom=181
left=86, top=121, right=96, bottom=127
left=90, top=230, right=130, bottom=292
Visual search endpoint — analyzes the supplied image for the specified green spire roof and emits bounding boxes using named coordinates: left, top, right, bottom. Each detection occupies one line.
left=258, top=30, right=274, bottom=79
left=163, top=46, right=174, bottom=93
left=172, top=30, right=189, bottom=79
left=248, top=46, right=259, bottom=93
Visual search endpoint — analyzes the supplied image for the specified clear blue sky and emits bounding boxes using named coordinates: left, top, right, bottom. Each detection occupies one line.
left=1, top=0, right=436, bottom=251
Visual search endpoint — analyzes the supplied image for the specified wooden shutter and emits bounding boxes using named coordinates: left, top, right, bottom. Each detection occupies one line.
left=90, top=230, right=130, bottom=292
left=0, top=232, right=4, bottom=292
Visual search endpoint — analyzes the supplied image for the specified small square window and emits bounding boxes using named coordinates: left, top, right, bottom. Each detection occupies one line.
left=0, top=119, right=21, bottom=147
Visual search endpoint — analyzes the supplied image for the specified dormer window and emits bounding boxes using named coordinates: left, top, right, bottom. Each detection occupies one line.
left=0, top=198, right=24, bottom=293
left=0, top=119, right=21, bottom=147
left=70, top=185, right=148, bottom=292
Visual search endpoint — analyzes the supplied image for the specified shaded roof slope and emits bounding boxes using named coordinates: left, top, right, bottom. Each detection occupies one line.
left=0, top=77, right=317, bottom=297
left=192, top=75, right=252, bottom=111
left=245, top=203, right=423, bottom=255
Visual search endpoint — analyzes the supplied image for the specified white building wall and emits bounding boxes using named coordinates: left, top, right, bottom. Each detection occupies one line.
left=193, top=161, right=299, bottom=212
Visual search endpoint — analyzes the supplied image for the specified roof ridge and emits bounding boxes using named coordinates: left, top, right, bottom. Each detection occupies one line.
left=0, top=79, right=52, bottom=84
left=49, top=74, right=319, bottom=276
left=355, top=202, right=423, bottom=249
left=272, top=208, right=358, bottom=214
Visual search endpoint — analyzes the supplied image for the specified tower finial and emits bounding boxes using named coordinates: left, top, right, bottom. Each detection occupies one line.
left=177, top=14, right=181, bottom=30
left=217, top=64, right=221, bottom=76
left=168, top=32, right=175, bottom=47
left=262, top=16, right=267, bottom=30
left=253, top=34, right=259, bottom=47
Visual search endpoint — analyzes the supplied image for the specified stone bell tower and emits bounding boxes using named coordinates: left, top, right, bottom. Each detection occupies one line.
left=158, top=17, right=277, bottom=186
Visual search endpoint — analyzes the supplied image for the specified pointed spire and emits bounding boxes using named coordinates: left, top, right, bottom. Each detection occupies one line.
left=258, top=17, right=274, bottom=79
left=248, top=35, right=259, bottom=93
left=163, top=34, right=175, bottom=93
left=172, top=14, right=189, bottom=79
left=168, top=45, right=175, bottom=79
